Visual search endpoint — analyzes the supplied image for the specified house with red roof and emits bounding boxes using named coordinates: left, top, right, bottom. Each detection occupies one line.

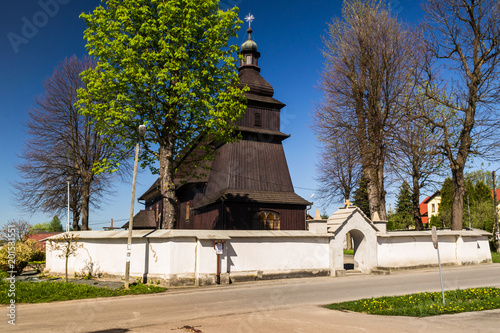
left=419, top=191, right=441, bottom=225
left=28, top=232, right=63, bottom=251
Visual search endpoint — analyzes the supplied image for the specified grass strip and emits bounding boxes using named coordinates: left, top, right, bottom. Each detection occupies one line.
left=491, top=252, right=500, bottom=263
left=0, top=281, right=166, bottom=304
left=326, top=287, right=500, bottom=317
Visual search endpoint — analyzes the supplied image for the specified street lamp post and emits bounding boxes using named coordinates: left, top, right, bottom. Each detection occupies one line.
left=124, top=125, right=146, bottom=289
left=66, top=176, right=72, bottom=232
left=493, top=170, right=499, bottom=253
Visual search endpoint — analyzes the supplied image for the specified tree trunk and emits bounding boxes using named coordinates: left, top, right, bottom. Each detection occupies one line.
left=72, top=210, right=80, bottom=231
left=80, top=179, right=91, bottom=230
left=159, top=141, right=177, bottom=229
left=65, top=255, right=69, bottom=283
left=450, top=167, right=466, bottom=230
left=365, top=169, right=382, bottom=220
left=364, top=163, right=387, bottom=221
left=412, top=176, right=424, bottom=231
left=377, top=163, right=387, bottom=220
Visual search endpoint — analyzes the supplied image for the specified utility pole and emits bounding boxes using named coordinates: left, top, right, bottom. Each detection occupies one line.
left=493, top=171, right=499, bottom=253
left=124, top=125, right=146, bottom=289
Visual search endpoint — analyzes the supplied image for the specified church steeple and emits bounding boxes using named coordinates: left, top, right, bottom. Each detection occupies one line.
left=240, top=14, right=260, bottom=69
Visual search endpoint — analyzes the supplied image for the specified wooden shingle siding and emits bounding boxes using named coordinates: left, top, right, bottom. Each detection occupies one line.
left=136, top=29, right=309, bottom=231
left=204, top=139, right=294, bottom=195
left=236, top=106, right=281, bottom=131
left=224, top=202, right=306, bottom=230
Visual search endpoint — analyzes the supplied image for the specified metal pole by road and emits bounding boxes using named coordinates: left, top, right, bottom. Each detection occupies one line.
left=432, top=226, right=445, bottom=306
left=124, top=125, right=146, bottom=289
left=493, top=171, right=499, bottom=252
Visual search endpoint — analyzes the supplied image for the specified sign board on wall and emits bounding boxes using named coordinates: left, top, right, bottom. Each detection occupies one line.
left=431, top=226, right=438, bottom=249
left=215, top=243, right=223, bottom=255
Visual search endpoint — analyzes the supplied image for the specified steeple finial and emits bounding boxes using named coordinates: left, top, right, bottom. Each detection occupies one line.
left=245, top=13, right=255, bottom=28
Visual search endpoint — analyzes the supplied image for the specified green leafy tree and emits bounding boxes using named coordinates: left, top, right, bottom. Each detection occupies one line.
left=78, top=0, right=248, bottom=229
left=48, top=216, right=64, bottom=232
left=437, top=175, right=495, bottom=231
left=32, top=216, right=64, bottom=232
left=388, top=181, right=414, bottom=230
left=466, top=170, right=493, bottom=189
left=463, top=179, right=494, bottom=232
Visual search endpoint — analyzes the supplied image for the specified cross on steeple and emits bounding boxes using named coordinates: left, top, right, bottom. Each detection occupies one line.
left=245, top=13, right=255, bottom=28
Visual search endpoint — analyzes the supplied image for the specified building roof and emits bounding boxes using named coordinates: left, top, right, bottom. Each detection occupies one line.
left=194, top=189, right=311, bottom=209
left=121, top=210, right=156, bottom=229
left=241, top=27, right=258, bottom=52
left=28, top=232, right=62, bottom=242
left=421, top=191, right=440, bottom=204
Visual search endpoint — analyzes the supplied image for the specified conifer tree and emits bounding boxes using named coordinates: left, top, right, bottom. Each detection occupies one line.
left=389, top=181, right=413, bottom=230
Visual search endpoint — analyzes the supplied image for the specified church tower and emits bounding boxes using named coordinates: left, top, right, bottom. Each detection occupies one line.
left=187, top=16, right=310, bottom=230
left=135, top=16, right=309, bottom=230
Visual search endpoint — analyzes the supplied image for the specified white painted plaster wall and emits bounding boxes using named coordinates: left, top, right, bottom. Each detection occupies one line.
left=225, top=237, right=329, bottom=273
left=377, top=232, right=492, bottom=268
left=45, top=232, right=330, bottom=280
left=45, top=225, right=492, bottom=283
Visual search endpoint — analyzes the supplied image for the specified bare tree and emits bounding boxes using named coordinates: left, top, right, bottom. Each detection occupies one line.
left=315, top=128, right=362, bottom=204
left=13, top=56, right=130, bottom=230
left=390, top=94, right=445, bottom=230
left=314, top=0, right=418, bottom=220
left=421, top=0, right=500, bottom=230
left=0, top=219, right=33, bottom=242
left=48, top=233, right=82, bottom=283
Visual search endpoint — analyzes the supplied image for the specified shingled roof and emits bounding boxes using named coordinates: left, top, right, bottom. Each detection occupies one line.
left=194, top=189, right=311, bottom=209
left=122, top=210, right=156, bottom=229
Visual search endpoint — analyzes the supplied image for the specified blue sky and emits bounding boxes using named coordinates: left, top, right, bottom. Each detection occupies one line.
left=0, top=0, right=440, bottom=230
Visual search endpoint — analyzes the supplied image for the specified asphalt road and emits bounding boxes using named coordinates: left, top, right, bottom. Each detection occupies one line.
left=7, top=264, right=500, bottom=333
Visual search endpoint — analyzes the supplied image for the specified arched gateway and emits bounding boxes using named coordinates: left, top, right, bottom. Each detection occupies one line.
left=327, top=206, right=385, bottom=275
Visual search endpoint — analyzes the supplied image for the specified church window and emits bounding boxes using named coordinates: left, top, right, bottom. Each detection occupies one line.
left=255, top=112, right=262, bottom=127
left=252, top=211, right=280, bottom=230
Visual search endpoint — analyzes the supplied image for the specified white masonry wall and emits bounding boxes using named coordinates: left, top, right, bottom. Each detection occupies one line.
left=376, top=230, right=492, bottom=268
left=45, top=226, right=492, bottom=284
left=45, top=230, right=331, bottom=283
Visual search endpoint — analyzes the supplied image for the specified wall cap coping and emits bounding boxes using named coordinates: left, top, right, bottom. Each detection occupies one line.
left=45, top=230, right=331, bottom=240
left=378, top=228, right=491, bottom=238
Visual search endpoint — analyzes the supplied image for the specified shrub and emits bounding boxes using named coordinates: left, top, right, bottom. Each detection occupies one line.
left=0, top=239, right=45, bottom=274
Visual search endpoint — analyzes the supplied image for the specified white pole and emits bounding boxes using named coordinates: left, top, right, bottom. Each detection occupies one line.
left=432, top=226, right=445, bottom=306
left=67, top=178, right=70, bottom=232
left=437, top=243, right=445, bottom=306
left=124, top=125, right=146, bottom=289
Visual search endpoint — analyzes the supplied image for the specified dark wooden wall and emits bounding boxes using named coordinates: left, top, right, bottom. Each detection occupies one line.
left=224, top=202, right=306, bottom=230
left=235, top=106, right=280, bottom=131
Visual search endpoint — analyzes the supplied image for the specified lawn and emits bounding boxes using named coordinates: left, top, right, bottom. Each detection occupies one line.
left=0, top=281, right=166, bottom=304
left=491, top=251, right=500, bottom=263
left=326, top=287, right=500, bottom=317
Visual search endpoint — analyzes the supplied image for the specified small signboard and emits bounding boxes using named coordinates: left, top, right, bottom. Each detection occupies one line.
left=215, top=243, right=223, bottom=255
left=431, top=226, right=438, bottom=249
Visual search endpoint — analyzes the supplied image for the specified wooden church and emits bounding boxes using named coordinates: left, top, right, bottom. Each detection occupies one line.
left=125, top=23, right=310, bottom=231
